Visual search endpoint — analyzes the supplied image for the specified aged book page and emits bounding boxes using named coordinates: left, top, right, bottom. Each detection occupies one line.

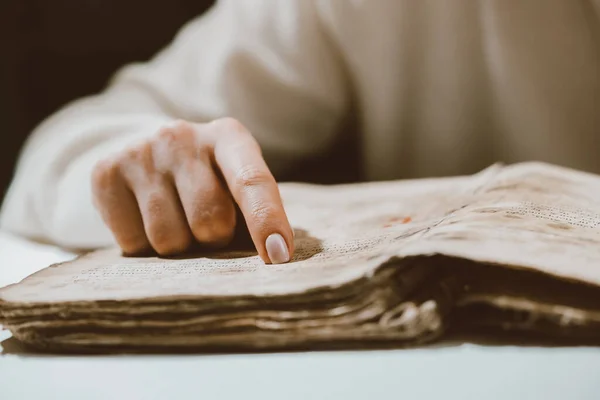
left=0, top=166, right=489, bottom=304
left=1, top=162, right=600, bottom=351
left=396, top=162, right=600, bottom=286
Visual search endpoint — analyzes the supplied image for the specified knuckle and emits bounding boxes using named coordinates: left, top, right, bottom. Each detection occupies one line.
left=249, top=202, right=278, bottom=229
left=156, top=126, right=178, bottom=144
left=154, top=121, right=198, bottom=167
left=120, top=141, right=164, bottom=179
left=214, top=117, right=247, bottom=135
left=170, top=119, right=195, bottom=131
left=145, top=192, right=168, bottom=218
left=161, top=119, right=194, bottom=136
left=122, top=141, right=151, bottom=163
left=228, top=136, right=261, bottom=155
left=155, top=120, right=194, bottom=145
left=234, top=166, right=272, bottom=189
left=91, top=158, right=120, bottom=191
left=189, top=205, right=236, bottom=243
left=144, top=194, right=191, bottom=254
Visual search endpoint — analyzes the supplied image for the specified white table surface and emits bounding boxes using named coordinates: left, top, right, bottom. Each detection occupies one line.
left=1, top=231, right=599, bottom=400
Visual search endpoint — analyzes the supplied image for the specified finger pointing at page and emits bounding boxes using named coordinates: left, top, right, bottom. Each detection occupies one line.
left=210, top=118, right=294, bottom=264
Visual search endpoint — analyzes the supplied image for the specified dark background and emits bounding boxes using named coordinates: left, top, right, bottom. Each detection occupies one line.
left=0, top=0, right=216, bottom=203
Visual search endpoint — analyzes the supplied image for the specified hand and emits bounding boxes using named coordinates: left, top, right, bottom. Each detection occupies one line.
left=91, top=118, right=294, bottom=263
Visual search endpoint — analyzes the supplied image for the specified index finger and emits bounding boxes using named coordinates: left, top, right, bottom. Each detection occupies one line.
left=210, top=119, right=294, bottom=264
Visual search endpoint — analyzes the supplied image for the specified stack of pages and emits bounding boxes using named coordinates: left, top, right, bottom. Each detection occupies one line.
left=1, top=162, right=599, bottom=352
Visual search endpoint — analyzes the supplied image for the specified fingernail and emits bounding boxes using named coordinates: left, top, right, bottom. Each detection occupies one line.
left=265, top=233, right=290, bottom=264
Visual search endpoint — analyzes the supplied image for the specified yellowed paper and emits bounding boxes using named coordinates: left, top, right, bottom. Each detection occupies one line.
left=2, top=162, right=600, bottom=352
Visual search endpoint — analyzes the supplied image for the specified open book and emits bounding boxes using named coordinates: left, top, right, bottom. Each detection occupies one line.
left=1, top=162, right=600, bottom=352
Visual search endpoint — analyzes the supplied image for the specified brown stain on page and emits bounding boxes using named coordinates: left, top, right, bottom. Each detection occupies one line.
left=383, top=216, right=413, bottom=228
left=546, top=222, right=573, bottom=231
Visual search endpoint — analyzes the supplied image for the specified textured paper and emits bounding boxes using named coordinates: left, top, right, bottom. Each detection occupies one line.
left=1, top=162, right=600, bottom=352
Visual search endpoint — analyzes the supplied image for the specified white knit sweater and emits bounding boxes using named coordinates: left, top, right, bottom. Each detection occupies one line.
left=2, top=0, right=599, bottom=249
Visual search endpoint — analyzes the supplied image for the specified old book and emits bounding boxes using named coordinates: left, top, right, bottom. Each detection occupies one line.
left=1, top=162, right=600, bottom=353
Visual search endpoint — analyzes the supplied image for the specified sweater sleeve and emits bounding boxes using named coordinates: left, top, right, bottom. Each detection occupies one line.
left=0, top=0, right=349, bottom=250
